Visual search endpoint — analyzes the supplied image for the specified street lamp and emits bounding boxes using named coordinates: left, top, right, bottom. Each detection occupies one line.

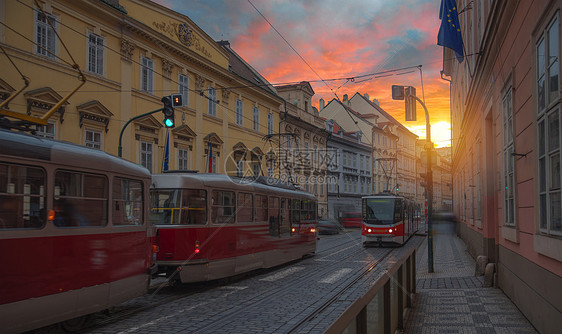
left=392, top=85, right=434, bottom=273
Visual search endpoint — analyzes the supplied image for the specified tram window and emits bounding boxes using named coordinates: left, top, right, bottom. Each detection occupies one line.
left=180, top=189, right=207, bottom=225
left=149, top=190, right=181, bottom=225
left=0, top=163, right=46, bottom=229
left=280, top=198, right=290, bottom=234
left=211, top=190, right=235, bottom=224
left=268, top=196, right=279, bottom=236
left=300, top=200, right=308, bottom=221
left=311, top=201, right=317, bottom=220
left=237, top=192, right=253, bottom=223
left=54, top=171, right=108, bottom=227
left=113, top=178, right=143, bottom=226
left=363, top=198, right=395, bottom=224
left=255, top=194, right=268, bottom=222
left=291, top=199, right=300, bottom=224
left=394, top=198, right=403, bottom=223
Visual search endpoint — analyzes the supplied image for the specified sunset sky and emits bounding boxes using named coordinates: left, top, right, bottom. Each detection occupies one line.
left=155, top=0, right=452, bottom=147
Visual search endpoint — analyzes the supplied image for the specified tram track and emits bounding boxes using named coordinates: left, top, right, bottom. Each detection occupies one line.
left=187, top=240, right=390, bottom=333
left=286, top=249, right=394, bottom=333
left=69, top=231, right=376, bottom=333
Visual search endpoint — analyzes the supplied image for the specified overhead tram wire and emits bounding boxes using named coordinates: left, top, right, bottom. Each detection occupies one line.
left=8, top=1, right=275, bottom=130
left=10, top=1, right=478, bottom=95
left=10, top=0, right=458, bottom=144
left=11, top=0, right=483, bottom=92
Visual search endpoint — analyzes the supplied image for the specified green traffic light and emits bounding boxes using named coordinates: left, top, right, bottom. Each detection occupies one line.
left=164, top=119, right=174, bottom=127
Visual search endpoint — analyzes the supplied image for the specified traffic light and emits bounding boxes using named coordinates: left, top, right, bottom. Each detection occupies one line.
left=161, top=96, right=175, bottom=128
left=405, top=86, right=417, bottom=121
left=171, top=93, right=183, bottom=107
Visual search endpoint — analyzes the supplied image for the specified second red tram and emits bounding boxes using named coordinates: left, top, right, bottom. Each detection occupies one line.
left=361, top=194, right=420, bottom=246
left=150, top=173, right=318, bottom=283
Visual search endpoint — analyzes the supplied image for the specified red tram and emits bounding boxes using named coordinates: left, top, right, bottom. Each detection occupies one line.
left=0, top=129, right=154, bottom=333
left=361, top=194, right=420, bottom=246
left=150, top=173, right=318, bottom=283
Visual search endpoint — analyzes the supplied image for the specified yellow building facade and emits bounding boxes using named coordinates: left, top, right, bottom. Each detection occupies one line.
left=0, top=0, right=282, bottom=176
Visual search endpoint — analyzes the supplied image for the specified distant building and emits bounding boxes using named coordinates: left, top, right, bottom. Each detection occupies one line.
left=325, top=119, right=372, bottom=220
left=276, top=82, right=329, bottom=218
left=347, top=93, right=419, bottom=200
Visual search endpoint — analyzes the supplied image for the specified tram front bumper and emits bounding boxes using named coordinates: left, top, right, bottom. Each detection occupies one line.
left=361, top=234, right=398, bottom=244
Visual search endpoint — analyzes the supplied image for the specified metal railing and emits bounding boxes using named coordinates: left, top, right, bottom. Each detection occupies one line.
left=326, top=246, right=417, bottom=334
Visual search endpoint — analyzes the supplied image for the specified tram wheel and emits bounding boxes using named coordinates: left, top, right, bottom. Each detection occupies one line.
left=60, top=314, right=90, bottom=332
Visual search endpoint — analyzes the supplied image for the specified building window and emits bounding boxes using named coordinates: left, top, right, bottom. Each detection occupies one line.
left=36, top=121, right=55, bottom=139
left=208, top=87, right=217, bottom=116
left=178, top=148, right=189, bottom=170
left=267, top=113, right=273, bottom=135
left=87, top=32, right=104, bottom=75
left=253, top=162, right=260, bottom=176
left=85, top=129, right=102, bottom=150
left=236, top=160, right=243, bottom=177
left=502, top=87, right=515, bottom=227
left=141, top=141, right=153, bottom=173
left=35, top=11, right=56, bottom=58
left=236, top=99, right=243, bottom=126
left=141, top=57, right=153, bottom=93
left=253, top=106, right=259, bottom=131
left=537, top=13, right=562, bottom=235
left=179, top=74, right=189, bottom=108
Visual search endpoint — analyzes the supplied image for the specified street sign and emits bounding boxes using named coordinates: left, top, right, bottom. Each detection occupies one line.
left=391, top=85, right=405, bottom=100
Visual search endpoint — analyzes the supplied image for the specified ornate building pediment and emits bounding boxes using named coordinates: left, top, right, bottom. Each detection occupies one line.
left=134, top=115, right=162, bottom=143
left=24, top=87, right=67, bottom=123
left=251, top=146, right=264, bottom=160
left=172, top=124, right=196, bottom=142
left=76, top=100, right=114, bottom=132
left=232, top=141, right=249, bottom=159
left=204, top=132, right=223, bottom=145
left=204, top=132, right=222, bottom=156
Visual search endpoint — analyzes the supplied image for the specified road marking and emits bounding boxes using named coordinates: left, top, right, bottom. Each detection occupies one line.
left=315, top=244, right=358, bottom=261
left=259, top=266, right=305, bottom=282
left=115, top=287, right=245, bottom=334
left=318, top=268, right=353, bottom=284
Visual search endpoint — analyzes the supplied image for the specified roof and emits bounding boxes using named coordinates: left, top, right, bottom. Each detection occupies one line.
left=353, top=92, right=418, bottom=137
left=217, top=41, right=279, bottom=97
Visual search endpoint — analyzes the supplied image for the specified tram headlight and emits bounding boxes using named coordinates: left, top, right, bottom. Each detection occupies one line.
left=310, top=228, right=316, bottom=233
left=367, top=229, right=372, bottom=233
left=388, top=228, right=393, bottom=233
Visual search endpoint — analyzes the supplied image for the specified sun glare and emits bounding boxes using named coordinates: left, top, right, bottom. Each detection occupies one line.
left=406, top=121, right=451, bottom=148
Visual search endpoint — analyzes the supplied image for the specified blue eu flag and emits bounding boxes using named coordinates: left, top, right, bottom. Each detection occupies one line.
left=437, top=0, right=464, bottom=62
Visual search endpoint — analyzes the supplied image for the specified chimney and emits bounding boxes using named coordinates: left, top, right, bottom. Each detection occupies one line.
left=342, top=94, right=348, bottom=104
left=373, top=98, right=380, bottom=106
left=364, top=93, right=369, bottom=100
left=319, top=98, right=325, bottom=111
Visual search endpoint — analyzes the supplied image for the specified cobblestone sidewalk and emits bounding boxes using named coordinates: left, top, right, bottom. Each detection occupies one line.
left=402, top=221, right=537, bottom=333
